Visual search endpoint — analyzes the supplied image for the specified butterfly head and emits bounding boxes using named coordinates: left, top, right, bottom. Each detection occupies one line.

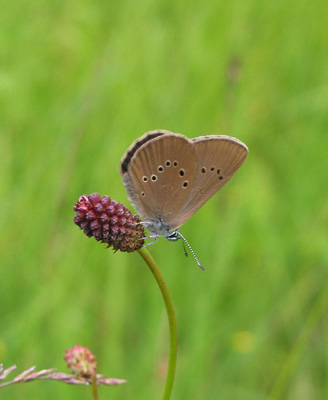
left=165, top=231, right=179, bottom=241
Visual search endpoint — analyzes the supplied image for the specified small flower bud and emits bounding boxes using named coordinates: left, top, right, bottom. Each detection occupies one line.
left=74, top=193, right=145, bottom=252
left=64, top=345, right=97, bottom=378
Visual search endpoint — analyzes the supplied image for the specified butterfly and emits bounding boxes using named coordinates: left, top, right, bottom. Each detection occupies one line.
left=120, top=130, right=248, bottom=268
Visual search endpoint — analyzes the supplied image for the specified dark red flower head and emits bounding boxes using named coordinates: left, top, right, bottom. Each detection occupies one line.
left=74, top=193, right=145, bottom=252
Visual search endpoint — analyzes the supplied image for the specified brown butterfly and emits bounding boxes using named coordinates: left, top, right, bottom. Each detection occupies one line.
left=120, top=130, right=248, bottom=269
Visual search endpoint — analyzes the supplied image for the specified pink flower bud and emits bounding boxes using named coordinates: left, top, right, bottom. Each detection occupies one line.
left=64, top=345, right=97, bottom=378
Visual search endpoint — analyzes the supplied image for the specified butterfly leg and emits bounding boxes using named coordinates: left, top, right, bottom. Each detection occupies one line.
left=139, top=235, right=159, bottom=249
left=130, top=221, right=151, bottom=227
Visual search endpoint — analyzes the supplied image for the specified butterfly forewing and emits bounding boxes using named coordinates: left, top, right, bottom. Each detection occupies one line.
left=171, top=136, right=248, bottom=229
left=121, top=132, right=198, bottom=226
left=120, top=130, right=171, bottom=174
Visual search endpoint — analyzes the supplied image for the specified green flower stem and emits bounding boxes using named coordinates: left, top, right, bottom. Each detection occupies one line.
left=91, top=374, right=98, bottom=400
left=137, top=248, right=177, bottom=400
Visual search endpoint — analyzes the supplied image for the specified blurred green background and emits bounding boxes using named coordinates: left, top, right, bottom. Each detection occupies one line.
left=1, top=1, right=328, bottom=399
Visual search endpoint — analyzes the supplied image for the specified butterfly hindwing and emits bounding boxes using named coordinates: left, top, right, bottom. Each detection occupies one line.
left=170, top=135, right=248, bottom=229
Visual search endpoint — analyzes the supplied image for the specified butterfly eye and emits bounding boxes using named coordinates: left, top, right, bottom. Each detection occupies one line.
left=179, top=169, right=185, bottom=177
left=143, top=176, right=148, bottom=182
left=151, top=175, right=158, bottom=181
left=158, top=166, right=164, bottom=172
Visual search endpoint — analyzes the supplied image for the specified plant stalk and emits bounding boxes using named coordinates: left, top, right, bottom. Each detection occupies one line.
left=137, top=248, right=177, bottom=400
left=91, top=373, right=98, bottom=400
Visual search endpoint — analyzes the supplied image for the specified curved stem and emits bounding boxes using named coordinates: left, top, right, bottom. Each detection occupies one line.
left=137, top=248, right=177, bottom=400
